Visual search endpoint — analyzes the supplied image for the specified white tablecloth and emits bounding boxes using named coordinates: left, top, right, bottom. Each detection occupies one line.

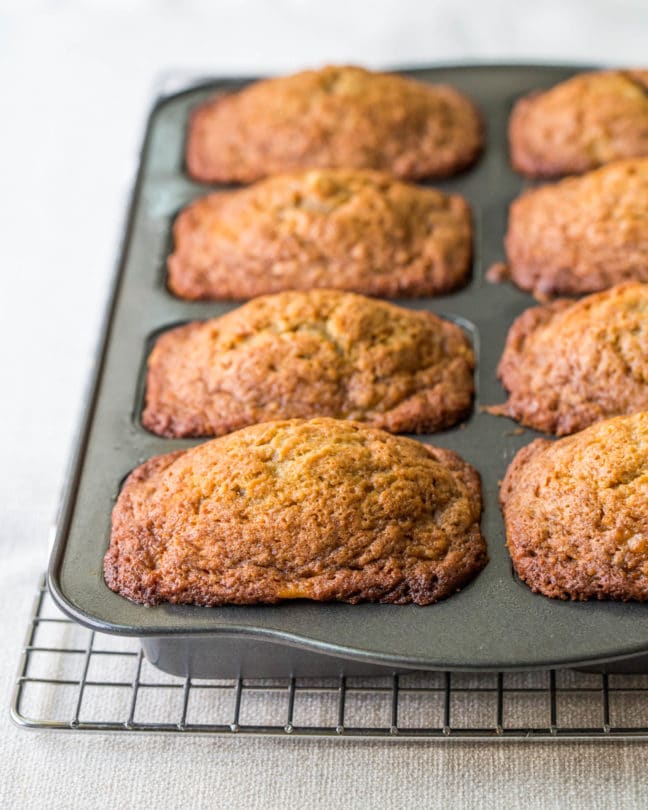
left=2, top=2, right=648, bottom=806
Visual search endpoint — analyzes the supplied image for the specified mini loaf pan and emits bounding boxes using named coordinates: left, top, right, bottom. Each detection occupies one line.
left=48, top=65, right=648, bottom=678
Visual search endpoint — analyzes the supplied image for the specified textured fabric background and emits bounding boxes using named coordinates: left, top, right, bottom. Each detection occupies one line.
left=2, top=2, right=648, bottom=807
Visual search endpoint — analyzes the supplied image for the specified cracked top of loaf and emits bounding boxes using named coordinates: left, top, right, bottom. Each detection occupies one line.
left=501, top=411, right=648, bottom=601
left=186, top=65, right=483, bottom=183
left=105, top=418, right=486, bottom=607
left=488, top=283, right=648, bottom=435
left=509, top=70, right=648, bottom=178
left=168, top=168, right=473, bottom=300
left=504, top=159, right=648, bottom=297
left=143, top=289, right=474, bottom=438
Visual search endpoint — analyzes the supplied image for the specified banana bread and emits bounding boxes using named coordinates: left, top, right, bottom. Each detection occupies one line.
left=504, top=159, right=648, bottom=297
left=501, top=412, right=648, bottom=601
left=187, top=66, right=483, bottom=184
left=509, top=70, right=648, bottom=178
left=168, top=168, right=473, bottom=300
left=142, top=290, right=474, bottom=438
left=488, top=283, right=648, bottom=435
left=105, top=418, right=487, bottom=606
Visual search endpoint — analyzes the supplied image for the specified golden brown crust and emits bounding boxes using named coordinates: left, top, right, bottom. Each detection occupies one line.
left=168, top=169, right=473, bottom=300
left=186, top=66, right=483, bottom=183
left=509, top=70, right=648, bottom=178
left=105, top=418, right=487, bottom=607
left=501, top=412, right=648, bottom=601
left=488, top=283, right=648, bottom=435
left=142, top=290, right=474, bottom=438
left=505, top=159, right=648, bottom=297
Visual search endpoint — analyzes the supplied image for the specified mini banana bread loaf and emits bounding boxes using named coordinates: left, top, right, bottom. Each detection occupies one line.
left=105, top=418, right=487, bottom=606
left=488, top=283, right=648, bottom=435
left=168, top=169, right=473, bottom=300
left=504, top=159, right=648, bottom=297
left=501, top=412, right=648, bottom=601
left=143, top=290, right=474, bottom=437
left=509, top=70, right=648, bottom=178
left=186, top=65, right=483, bottom=183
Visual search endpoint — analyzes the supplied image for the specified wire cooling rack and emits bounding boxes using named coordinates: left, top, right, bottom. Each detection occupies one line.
left=11, top=576, right=648, bottom=740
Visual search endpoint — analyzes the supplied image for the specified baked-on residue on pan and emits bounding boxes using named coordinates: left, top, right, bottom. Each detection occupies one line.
left=186, top=65, right=483, bottom=183
left=487, top=283, right=648, bottom=435
left=143, top=290, right=474, bottom=438
left=105, top=418, right=487, bottom=607
left=501, top=412, right=648, bottom=601
left=168, top=169, right=473, bottom=300
left=509, top=70, right=648, bottom=178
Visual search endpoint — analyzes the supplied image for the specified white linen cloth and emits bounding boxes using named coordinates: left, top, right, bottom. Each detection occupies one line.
left=2, top=2, right=648, bottom=807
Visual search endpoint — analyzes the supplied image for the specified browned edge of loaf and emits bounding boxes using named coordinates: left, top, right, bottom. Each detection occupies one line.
left=500, top=413, right=648, bottom=601
left=486, top=282, right=648, bottom=435
left=166, top=171, right=474, bottom=301
left=104, top=424, right=487, bottom=607
left=185, top=65, right=484, bottom=183
left=508, top=70, right=648, bottom=178
left=485, top=298, right=573, bottom=434
left=503, top=159, right=648, bottom=298
left=141, top=292, right=475, bottom=439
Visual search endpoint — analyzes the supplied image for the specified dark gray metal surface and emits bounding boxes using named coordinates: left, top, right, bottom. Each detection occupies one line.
left=17, top=576, right=648, bottom=739
left=48, top=65, right=648, bottom=675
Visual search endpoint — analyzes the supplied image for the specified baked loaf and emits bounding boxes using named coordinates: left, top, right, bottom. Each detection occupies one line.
left=168, top=169, right=473, bottom=300
left=501, top=412, right=648, bottom=601
left=488, top=283, right=648, bottom=436
left=509, top=70, right=648, bottom=178
left=504, top=159, right=648, bottom=297
left=186, top=65, right=483, bottom=183
left=143, top=290, right=474, bottom=437
left=105, top=418, right=487, bottom=606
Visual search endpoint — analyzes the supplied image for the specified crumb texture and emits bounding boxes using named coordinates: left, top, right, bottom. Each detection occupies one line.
left=168, top=168, right=472, bottom=300
left=143, top=290, right=474, bottom=438
left=186, top=65, right=483, bottom=183
left=105, top=418, right=486, bottom=606
left=501, top=412, right=648, bottom=601
left=509, top=70, right=648, bottom=178
left=488, top=283, right=648, bottom=435
left=505, top=158, right=648, bottom=297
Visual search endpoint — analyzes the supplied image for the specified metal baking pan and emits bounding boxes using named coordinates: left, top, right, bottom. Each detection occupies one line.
left=48, top=64, right=648, bottom=677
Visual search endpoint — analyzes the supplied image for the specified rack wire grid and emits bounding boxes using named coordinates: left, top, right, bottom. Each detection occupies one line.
left=11, top=576, right=648, bottom=740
